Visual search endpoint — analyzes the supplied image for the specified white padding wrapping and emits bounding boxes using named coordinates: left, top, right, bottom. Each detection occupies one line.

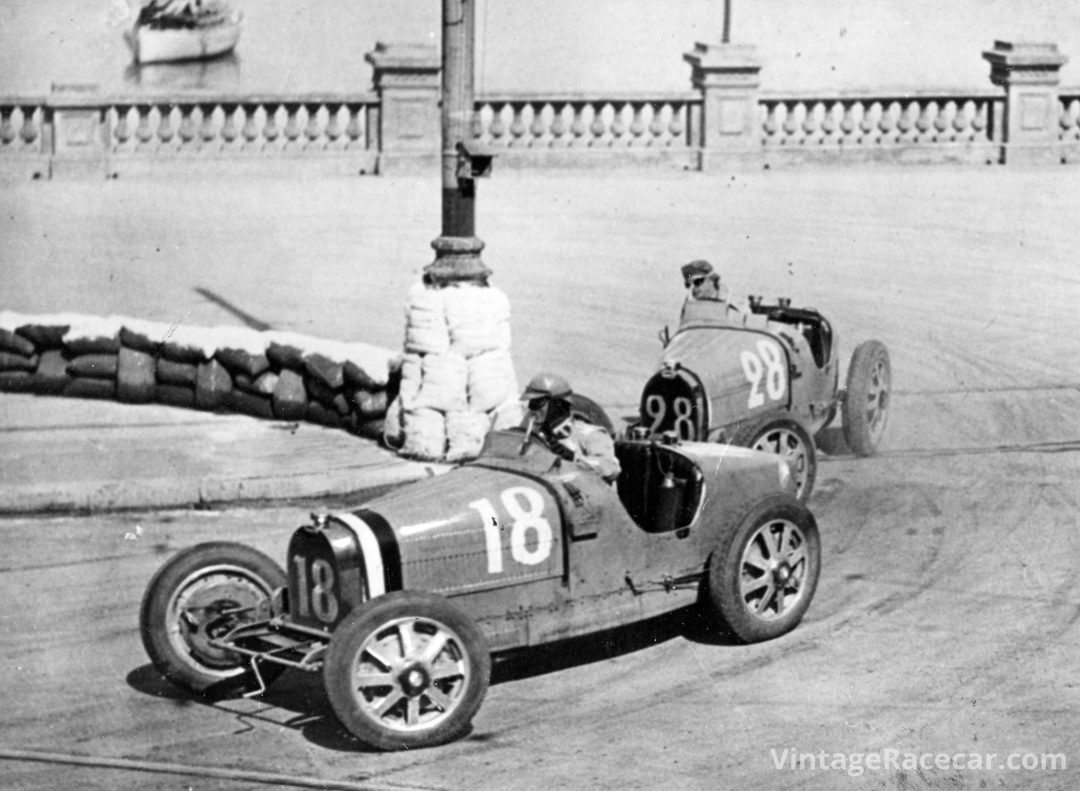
left=445, top=410, right=493, bottom=461
left=450, top=320, right=512, bottom=357
left=467, top=348, right=519, bottom=413
left=404, top=324, right=451, bottom=356
left=491, top=395, right=526, bottom=430
left=413, top=350, right=468, bottom=412
left=443, top=283, right=510, bottom=326
left=397, top=352, right=422, bottom=406
left=401, top=407, right=447, bottom=460
left=444, top=284, right=512, bottom=357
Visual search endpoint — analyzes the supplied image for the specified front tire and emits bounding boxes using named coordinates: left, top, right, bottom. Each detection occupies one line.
left=139, top=541, right=287, bottom=697
left=323, top=591, right=491, bottom=751
left=731, top=416, right=817, bottom=502
left=704, top=495, right=821, bottom=643
left=842, top=340, right=891, bottom=457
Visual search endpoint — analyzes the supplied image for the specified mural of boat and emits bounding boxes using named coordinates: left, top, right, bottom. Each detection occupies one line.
left=126, top=1, right=243, bottom=65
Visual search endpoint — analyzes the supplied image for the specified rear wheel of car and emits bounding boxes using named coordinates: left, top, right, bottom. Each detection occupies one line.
left=323, top=591, right=491, bottom=751
left=704, top=495, right=821, bottom=643
left=140, top=542, right=287, bottom=697
left=731, top=416, right=817, bottom=502
left=842, top=340, right=891, bottom=457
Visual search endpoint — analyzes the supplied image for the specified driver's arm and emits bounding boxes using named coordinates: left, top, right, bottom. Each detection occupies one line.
left=573, top=424, right=621, bottom=482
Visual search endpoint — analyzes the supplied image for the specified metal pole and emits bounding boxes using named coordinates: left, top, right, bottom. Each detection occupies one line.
left=722, top=0, right=732, bottom=43
left=427, top=0, right=489, bottom=284
left=441, top=0, right=474, bottom=237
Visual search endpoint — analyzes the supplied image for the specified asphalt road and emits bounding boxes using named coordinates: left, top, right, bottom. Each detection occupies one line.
left=2, top=165, right=1080, bottom=789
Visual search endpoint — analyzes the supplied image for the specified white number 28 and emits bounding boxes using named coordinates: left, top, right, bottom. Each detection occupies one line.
left=740, top=339, right=787, bottom=408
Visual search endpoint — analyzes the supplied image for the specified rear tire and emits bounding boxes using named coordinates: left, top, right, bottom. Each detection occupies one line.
left=139, top=542, right=287, bottom=698
left=324, top=591, right=491, bottom=751
left=842, top=340, right=891, bottom=457
left=704, top=495, right=821, bottom=643
left=731, top=415, right=817, bottom=502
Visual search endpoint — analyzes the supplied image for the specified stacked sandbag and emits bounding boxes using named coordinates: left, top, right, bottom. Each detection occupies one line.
left=388, top=282, right=519, bottom=461
left=0, top=311, right=398, bottom=441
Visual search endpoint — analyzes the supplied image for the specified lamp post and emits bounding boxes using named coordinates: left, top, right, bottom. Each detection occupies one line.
left=425, top=0, right=491, bottom=285
left=393, top=0, right=517, bottom=461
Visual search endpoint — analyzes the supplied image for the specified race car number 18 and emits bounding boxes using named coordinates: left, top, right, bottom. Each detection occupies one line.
left=741, top=339, right=786, bottom=408
left=469, top=486, right=554, bottom=575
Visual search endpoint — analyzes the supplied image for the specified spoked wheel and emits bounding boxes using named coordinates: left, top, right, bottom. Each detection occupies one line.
left=842, top=340, right=891, bottom=457
left=704, top=495, right=821, bottom=643
left=324, top=591, right=490, bottom=751
left=731, top=416, right=817, bottom=502
left=139, top=542, right=287, bottom=697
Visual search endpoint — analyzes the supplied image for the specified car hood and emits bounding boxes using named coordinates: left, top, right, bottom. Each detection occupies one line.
left=339, top=464, right=564, bottom=597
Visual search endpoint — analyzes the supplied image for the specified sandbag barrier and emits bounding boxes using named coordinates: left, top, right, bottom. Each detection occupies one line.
left=0, top=312, right=398, bottom=440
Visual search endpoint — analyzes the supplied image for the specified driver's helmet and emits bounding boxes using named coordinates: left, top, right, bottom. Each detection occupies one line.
left=521, top=373, right=574, bottom=441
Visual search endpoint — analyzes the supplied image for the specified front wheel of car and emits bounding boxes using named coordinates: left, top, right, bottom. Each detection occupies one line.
left=730, top=416, right=817, bottom=502
left=703, top=495, right=821, bottom=643
left=139, top=541, right=287, bottom=698
left=323, top=591, right=491, bottom=751
left=842, top=340, right=891, bottom=457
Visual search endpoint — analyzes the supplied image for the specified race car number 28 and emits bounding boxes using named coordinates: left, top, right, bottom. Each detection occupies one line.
left=469, top=486, right=553, bottom=575
left=741, top=339, right=787, bottom=408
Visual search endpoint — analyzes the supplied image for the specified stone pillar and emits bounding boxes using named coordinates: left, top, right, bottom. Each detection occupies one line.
left=47, top=82, right=108, bottom=179
left=683, top=43, right=762, bottom=170
left=365, top=42, right=441, bottom=172
left=983, top=41, right=1068, bottom=165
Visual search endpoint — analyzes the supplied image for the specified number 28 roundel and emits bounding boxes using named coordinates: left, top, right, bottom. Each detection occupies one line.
left=639, top=368, right=708, bottom=441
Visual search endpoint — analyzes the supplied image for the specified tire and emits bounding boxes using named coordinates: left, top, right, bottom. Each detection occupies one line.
left=731, top=415, right=817, bottom=502
left=842, top=340, right=891, bottom=457
left=704, top=495, right=821, bottom=643
left=323, top=591, right=490, bottom=751
left=567, top=392, right=616, bottom=436
left=139, top=541, right=287, bottom=698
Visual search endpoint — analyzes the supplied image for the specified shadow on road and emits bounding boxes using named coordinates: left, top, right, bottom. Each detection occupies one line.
left=124, top=605, right=743, bottom=754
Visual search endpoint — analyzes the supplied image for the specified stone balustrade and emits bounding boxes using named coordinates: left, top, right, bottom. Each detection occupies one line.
left=2, top=39, right=1078, bottom=178
left=474, top=93, right=699, bottom=168
left=758, top=91, right=1002, bottom=164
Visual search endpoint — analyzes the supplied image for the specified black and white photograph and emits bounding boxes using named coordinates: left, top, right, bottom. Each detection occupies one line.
left=1, top=1, right=1078, bottom=788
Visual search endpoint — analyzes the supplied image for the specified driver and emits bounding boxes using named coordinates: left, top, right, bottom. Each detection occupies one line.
left=520, top=373, right=621, bottom=482
left=679, top=259, right=741, bottom=325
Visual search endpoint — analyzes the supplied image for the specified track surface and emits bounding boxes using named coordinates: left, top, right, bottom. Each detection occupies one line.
left=2, top=168, right=1079, bottom=788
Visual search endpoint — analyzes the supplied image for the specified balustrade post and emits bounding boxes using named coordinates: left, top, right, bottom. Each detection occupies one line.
left=46, top=82, right=108, bottom=179
left=983, top=40, right=1068, bottom=165
left=683, top=43, right=762, bottom=170
left=365, top=42, right=441, bottom=172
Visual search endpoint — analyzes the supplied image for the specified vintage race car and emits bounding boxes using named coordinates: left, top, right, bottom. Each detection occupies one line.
left=640, top=296, right=892, bottom=500
left=140, top=422, right=821, bottom=751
